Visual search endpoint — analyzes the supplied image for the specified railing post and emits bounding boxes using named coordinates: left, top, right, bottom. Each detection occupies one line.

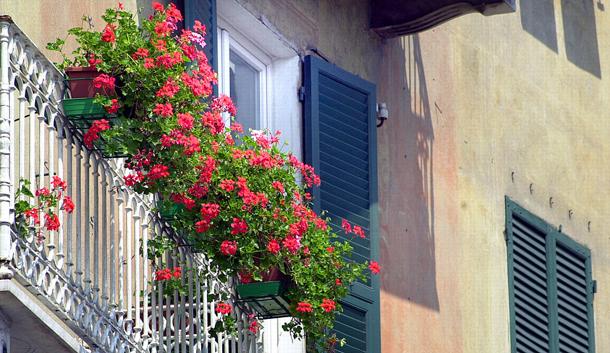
left=0, top=16, right=14, bottom=279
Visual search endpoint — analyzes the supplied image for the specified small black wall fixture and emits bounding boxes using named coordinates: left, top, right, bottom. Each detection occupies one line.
left=370, top=0, right=516, bottom=38
left=377, top=102, right=388, bottom=128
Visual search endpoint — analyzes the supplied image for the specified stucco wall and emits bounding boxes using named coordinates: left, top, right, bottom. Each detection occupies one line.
left=377, top=1, right=610, bottom=352
left=0, top=1, right=144, bottom=64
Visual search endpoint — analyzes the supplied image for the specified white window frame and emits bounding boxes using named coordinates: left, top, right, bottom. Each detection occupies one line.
left=217, top=2, right=304, bottom=353
left=217, top=20, right=272, bottom=131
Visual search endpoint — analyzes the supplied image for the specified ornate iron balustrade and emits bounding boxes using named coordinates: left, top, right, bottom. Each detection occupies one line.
left=0, top=16, right=259, bottom=353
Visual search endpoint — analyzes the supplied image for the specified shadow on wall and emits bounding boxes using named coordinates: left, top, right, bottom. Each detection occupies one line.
left=520, top=0, right=601, bottom=78
left=561, top=0, right=601, bottom=78
left=379, top=34, right=439, bottom=311
left=520, top=0, right=558, bottom=52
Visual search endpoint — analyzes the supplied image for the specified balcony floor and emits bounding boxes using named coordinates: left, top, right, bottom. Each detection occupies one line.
left=0, top=279, right=84, bottom=353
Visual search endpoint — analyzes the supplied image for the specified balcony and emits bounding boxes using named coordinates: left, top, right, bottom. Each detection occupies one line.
left=0, top=17, right=259, bottom=353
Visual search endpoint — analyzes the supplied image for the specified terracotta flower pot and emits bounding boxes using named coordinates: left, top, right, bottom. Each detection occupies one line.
left=65, top=66, right=104, bottom=98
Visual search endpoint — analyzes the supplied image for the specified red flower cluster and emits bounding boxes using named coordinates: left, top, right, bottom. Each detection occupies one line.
left=92, top=74, right=115, bottom=91
left=147, top=164, right=170, bottom=180
left=320, top=299, right=336, bottom=313
left=44, top=213, right=60, bottom=231
left=177, top=113, right=194, bottom=130
left=156, top=78, right=180, bottom=98
left=220, top=240, right=238, bottom=256
left=248, top=319, right=260, bottom=334
left=368, top=261, right=381, bottom=274
left=83, top=119, right=110, bottom=149
left=215, top=302, right=232, bottom=315
left=296, top=302, right=313, bottom=313
left=267, top=239, right=281, bottom=254
left=106, top=98, right=120, bottom=114
left=153, top=102, right=173, bottom=117
left=21, top=177, right=74, bottom=238
left=211, top=95, right=237, bottom=116
left=62, top=195, right=75, bottom=213
left=230, top=218, right=248, bottom=235
left=101, top=24, right=116, bottom=43
left=155, top=267, right=181, bottom=281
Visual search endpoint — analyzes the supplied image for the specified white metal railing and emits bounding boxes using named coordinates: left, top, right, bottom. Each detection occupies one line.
left=0, top=16, right=259, bottom=353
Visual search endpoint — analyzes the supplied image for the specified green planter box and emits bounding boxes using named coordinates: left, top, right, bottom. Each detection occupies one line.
left=62, top=98, right=106, bottom=118
left=236, top=281, right=291, bottom=319
left=61, top=98, right=125, bottom=158
left=158, top=201, right=184, bottom=220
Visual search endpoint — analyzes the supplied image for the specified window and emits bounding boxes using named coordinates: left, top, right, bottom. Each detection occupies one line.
left=217, top=25, right=270, bottom=132
left=506, top=198, right=596, bottom=353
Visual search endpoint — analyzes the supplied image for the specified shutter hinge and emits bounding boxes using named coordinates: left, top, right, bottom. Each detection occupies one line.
left=592, top=280, right=597, bottom=295
left=298, top=86, right=305, bottom=102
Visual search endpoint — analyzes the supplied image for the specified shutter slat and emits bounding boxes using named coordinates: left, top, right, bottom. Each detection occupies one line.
left=320, top=161, right=370, bottom=191
left=318, top=109, right=368, bottom=139
left=334, top=304, right=368, bottom=353
left=319, top=73, right=369, bottom=107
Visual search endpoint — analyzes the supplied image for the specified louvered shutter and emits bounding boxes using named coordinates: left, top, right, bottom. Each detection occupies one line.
left=304, top=55, right=380, bottom=353
left=506, top=199, right=596, bottom=353
left=555, top=236, right=595, bottom=353
left=507, top=212, right=552, bottom=352
left=184, top=0, right=218, bottom=72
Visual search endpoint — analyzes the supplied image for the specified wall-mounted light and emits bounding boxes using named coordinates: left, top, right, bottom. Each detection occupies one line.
left=377, top=102, right=389, bottom=127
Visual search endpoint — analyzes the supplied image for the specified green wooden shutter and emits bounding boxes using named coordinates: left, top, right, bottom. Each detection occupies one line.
left=183, top=0, right=218, bottom=72
left=304, top=55, right=380, bottom=353
left=555, top=235, right=595, bottom=353
left=506, top=198, right=596, bottom=353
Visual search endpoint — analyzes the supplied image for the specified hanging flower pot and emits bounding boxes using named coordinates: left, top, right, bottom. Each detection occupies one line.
left=62, top=97, right=106, bottom=118
left=236, top=267, right=292, bottom=319
left=65, top=66, right=104, bottom=98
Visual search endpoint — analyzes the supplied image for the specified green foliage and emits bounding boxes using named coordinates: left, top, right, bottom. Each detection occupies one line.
left=48, top=3, right=375, bottom=350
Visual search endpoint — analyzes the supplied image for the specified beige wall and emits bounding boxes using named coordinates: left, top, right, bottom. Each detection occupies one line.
left=0, top=0, right=142, bottom=63
left=377, top=1, right=610, bottom=352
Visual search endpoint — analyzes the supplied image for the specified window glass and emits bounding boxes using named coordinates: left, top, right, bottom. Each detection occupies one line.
left=229, top=49, right=260, bottom=132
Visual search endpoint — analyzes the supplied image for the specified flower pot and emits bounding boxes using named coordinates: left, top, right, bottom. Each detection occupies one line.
left=65, top=66, right=103, bottom=98
left=158, top=199, right=185, bottom=221
left=236, top=267, right=292, bottom=319
left=236, top=280, right=291, bottom=319
left=62, top=98, right=106, bottom=118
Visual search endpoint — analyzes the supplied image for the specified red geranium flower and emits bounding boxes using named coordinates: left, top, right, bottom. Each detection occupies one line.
left=341, top=218, right=352, bottom=234
left=177, top=113, right=194, bottom=130
left=368, top=260, right=381, bottom=275
left=62, top=196, right=75, bottom=213
left=153, top=103, right=173, bottom=117
left=230, top=218, right=248, bottom=235
left=106, top=99, right=120, bottom=114
left=51, top=175, right=67, bottom=190
left=320, top=299, right=336, bottom=313
left=220, top=240, right=238, bottom=256
left=267, top=239, right=281, bottom=254
left=101, top=24, right=116, bottom=43
left=215, top=302, right=232, bottom=315
left=296, top=302, right=313, bottom=313
left=24, top=208, right=39, bottom=224
left=147, top=164, right=170, bottom=180
left=353, top=225, right=365, bottom=239
left=44, top=213, right=60, bottom=231
left=132, top=47, right=149, bottom=59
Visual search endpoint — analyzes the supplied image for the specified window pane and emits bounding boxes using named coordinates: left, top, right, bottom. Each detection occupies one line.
left=229, top=49, right=260, bottom=132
